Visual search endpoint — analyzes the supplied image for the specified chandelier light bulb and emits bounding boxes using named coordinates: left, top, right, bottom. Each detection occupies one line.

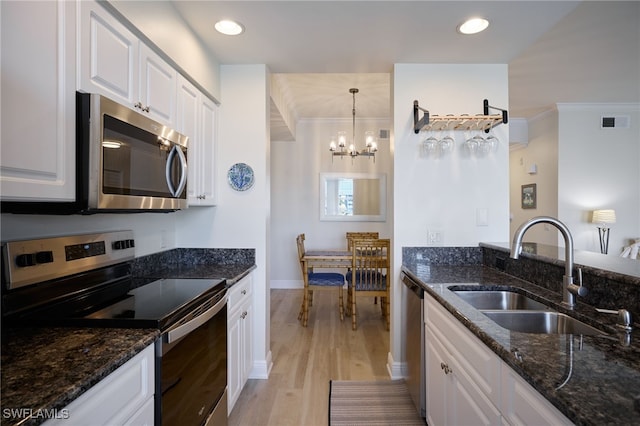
left=329, top=140, right=337, bottom=151
left=337, top=131, right=347, bottom=147
left=365, top=130, right=376, bottom=148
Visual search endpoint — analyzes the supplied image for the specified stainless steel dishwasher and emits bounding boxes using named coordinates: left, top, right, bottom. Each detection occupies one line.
left=402, top=272, right=425, bottom=418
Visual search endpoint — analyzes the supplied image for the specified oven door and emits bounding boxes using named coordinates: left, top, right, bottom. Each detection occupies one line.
left=159, top=291, right=227, bottom=426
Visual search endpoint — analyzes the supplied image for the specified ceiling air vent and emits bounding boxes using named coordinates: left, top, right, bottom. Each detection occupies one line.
left=601, top=115, right=630, bottom=129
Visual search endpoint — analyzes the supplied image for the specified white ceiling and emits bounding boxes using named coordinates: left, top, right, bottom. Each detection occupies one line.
left=169, top=1, right=640, bottom=139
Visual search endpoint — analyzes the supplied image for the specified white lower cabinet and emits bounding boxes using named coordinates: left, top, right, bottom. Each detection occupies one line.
left=426, top=297, right=501, bottom=426
left=227, top=273, right=254, bottom=413
left=424, top=295, right=572, bottom=426
left=45, top=344, right=155, bottom=425
left=501, top=366, right=573, bottom=426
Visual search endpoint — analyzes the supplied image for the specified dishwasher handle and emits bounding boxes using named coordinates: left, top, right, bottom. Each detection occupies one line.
left=401, top=272, right=424, bottom=298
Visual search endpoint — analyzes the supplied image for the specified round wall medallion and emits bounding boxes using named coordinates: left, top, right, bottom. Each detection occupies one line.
left=227, top=162, right=254, bottom=191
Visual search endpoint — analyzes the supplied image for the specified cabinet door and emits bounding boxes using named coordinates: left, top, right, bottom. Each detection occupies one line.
left=240, top=299, right=253, bottom=383
left=197, top=96, right=218, bottom=205
left=176, top=75, right=202, bottom=204
left=425, top=329, right=450, bottom=426
left=0, top=0, right=77, bottom=201
left=78, top=0, right=138, bottom=106
left=501, top=366, right=572, bottom=426
left=449, top=355, right=502, bottom=426
left=227, top=306, right=243, bottom=412
left=139, top=43, right=177, bottom=126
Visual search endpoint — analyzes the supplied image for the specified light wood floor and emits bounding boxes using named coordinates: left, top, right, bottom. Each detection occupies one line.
left=228, top=289, right=391, bottom=426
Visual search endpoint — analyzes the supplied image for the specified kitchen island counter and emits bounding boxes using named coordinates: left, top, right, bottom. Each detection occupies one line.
left=402, top=261, right=640, bottom=425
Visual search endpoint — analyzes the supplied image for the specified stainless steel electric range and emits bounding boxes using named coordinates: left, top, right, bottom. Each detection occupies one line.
left=1, top=231, right=228, bottom=426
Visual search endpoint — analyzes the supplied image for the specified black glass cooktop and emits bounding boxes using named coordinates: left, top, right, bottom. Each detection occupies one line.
left=85, top=278, right=226, bottom=329
left=6, top=277, right=226, bottom=331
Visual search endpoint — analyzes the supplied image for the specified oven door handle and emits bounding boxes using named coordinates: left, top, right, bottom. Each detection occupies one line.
left=166, top=293, right=227, bottom=344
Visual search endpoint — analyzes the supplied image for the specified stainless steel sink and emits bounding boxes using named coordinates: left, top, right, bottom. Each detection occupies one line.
left=452, top=290, right=550, bottom=311
left=482, top=311, right=606, bottom=335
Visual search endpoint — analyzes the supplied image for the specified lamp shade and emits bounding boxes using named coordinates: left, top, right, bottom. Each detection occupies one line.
left=592, top=209, right=616, bottom=224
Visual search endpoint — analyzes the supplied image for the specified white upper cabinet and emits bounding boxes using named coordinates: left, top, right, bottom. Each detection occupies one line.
left=139, top=43, right=177, bottom=126
left=177, top=75, right=217, bottom=206
left=0, top=0, right=77, bottom=202
left=78, top=1, right=138, bottom=106
left=79, top=1, right=176, bottom=128
left=198, top=96, right=218, bottom=206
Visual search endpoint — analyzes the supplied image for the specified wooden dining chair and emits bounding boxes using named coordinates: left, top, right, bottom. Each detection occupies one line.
left=296, top=234, right=345, bottom=327
left=347, top=238, right=390, bottom=331
left=345, top=232, right=380, bottom=306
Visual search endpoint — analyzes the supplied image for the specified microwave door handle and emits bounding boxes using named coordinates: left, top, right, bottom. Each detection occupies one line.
left=165, top=145, right=188, bottom=197
left=166, top=293, right=227, bottom=344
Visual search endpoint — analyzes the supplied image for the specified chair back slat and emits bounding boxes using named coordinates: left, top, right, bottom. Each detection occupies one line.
left=350, top=238, right=390, bottom=291
left=346, top=232, right=379, bottom=250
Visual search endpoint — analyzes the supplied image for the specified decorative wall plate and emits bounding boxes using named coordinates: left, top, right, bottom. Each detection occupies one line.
left=227, top=162, right=254, bottom=191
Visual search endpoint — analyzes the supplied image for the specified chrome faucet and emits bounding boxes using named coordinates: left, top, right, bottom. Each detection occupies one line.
left=510, top=216, right=587, bottom=309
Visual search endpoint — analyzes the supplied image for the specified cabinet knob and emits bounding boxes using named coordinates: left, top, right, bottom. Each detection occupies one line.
left=241, top=311, right=248, bottom=319
left=440, top=362, right=452, bottom=375
left=241, top=289, right=247, bottom=295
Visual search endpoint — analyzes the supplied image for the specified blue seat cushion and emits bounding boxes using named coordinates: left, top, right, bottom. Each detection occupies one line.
left=308, top=272, right=344, bottom=286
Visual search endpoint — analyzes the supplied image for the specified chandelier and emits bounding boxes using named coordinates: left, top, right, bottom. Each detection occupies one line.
left=329, top=88, right=378, bottom=161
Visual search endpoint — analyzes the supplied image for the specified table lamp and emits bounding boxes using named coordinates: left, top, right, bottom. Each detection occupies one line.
left=592, top=209, right=616, bottom=254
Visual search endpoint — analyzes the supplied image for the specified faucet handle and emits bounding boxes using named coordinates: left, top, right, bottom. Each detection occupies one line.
left=596, top=308, right=633, bottom=331
left=567, top=268, right=588, bottom=297
left=618, top=309, right=633, bottom=330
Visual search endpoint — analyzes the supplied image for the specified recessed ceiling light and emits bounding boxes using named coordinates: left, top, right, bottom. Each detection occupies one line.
left=215, top=19, right=244, bottom=36
left=457, top=17, right=490, bottom=35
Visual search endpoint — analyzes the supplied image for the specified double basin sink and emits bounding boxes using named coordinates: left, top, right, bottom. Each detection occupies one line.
left=449, top=287, right=606, bottom=335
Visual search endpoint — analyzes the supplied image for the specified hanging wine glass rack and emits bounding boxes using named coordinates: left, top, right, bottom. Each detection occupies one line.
left=413, top=99, right=508, bottom=134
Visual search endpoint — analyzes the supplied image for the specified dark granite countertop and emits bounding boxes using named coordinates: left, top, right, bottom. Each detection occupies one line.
left=1, top=257, right=256, bottom=426
left=1, top=327, right=159, bottom=426
left=402, top=262, right=640, bottom=426
left=137, top=263, right=256, bottom=285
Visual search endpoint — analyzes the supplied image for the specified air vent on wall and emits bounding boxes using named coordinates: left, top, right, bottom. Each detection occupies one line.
left=601, top=115, right=630, bottom=129
left=378, top=129, right=390, bottom=140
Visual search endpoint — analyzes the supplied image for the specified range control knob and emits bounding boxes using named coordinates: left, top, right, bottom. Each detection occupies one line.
left=36, top=251, right=54, bottom=264
left=112, top=239, right=136, bottom=250
left=15, top=253, right=36, bottom=267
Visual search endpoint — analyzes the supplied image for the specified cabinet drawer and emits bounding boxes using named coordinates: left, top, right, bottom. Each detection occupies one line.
left=426, top=297, right=501, bottom=408
left=228, top=275, right=252, bottom=311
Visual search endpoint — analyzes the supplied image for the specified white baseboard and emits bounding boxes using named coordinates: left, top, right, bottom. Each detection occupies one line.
left=387, top=351, right=405, bottom=379
left=249, top=350, right=273, bottom=379
left=270, top=279, right=303, bottom=289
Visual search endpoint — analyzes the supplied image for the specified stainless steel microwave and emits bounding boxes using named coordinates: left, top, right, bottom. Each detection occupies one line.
left=2, top=92, right=189, bottom=214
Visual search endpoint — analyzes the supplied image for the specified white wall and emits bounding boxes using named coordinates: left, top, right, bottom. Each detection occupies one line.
left=509, top=109, right=559, bottom=245
left=393, top=63, right=510, bottom=376
left=557, top=103, right=640, bottom=255
left=175, top=65, right=272, bottom=379
left=0, top=213, right=177, bottom=256
left=270, top=117, right=392, bottom=289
